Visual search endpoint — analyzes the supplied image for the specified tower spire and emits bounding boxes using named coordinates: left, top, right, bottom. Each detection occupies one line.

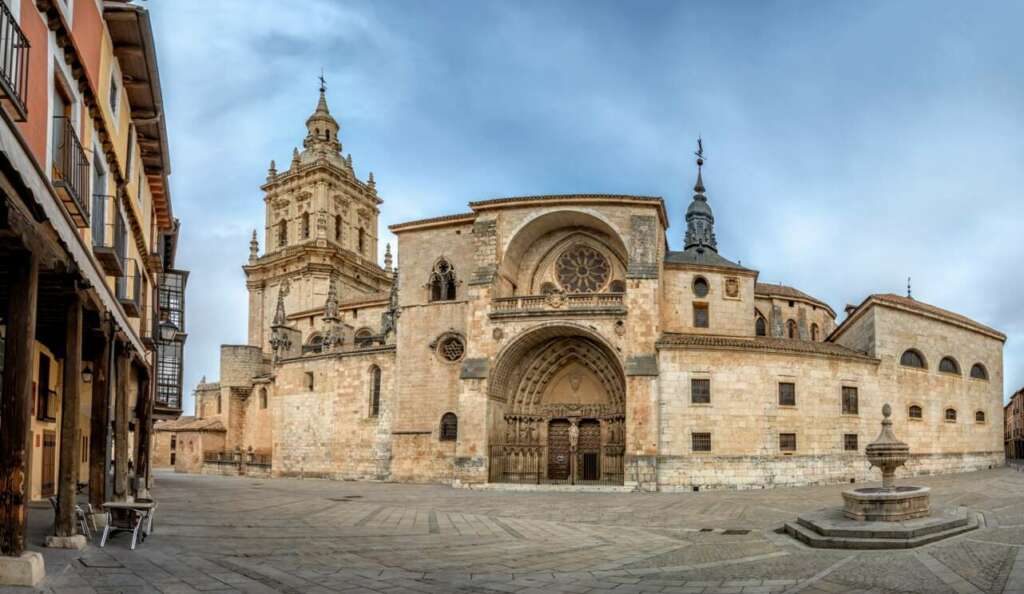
left=683, top=137, right=717, bottom=252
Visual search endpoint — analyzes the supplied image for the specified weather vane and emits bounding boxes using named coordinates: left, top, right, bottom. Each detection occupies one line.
left=318, top=68, right=326, bottom=93
left=695, top=136, right=705, bottom=166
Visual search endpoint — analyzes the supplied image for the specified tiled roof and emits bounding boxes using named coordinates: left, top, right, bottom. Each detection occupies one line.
left=657, top=333, right=879, bottom=362
left=154, top=417, right=226, bottom=433
left=664, top=248, right=751, bottom=271
left=755, top=283, right=835, bottom=316
left=388, top=212, right=476, bottom=232
left=867, top=294, right=1005, bottom=340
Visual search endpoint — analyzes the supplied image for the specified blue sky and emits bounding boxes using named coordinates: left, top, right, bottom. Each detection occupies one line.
left=148, top=1, right=1024, bottom=414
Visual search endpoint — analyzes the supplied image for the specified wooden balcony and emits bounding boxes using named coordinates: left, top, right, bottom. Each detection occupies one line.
left=51, top=116, right=90, bottom=227
left=490, top=292, right=626, bottom=320
left=0, top=0, right=30, bottom=121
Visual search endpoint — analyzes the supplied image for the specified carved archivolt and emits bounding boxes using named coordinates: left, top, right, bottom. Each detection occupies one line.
left=509, top=336, right=624, bottom=415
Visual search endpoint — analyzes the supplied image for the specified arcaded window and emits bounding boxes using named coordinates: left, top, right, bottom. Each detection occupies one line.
left=556, top=245, right=610, bottom=293
left=811, top=323, right=819, bottom=341
left=693, top=303, right=709, bottom=328
left=786, top=319, right=797, bottom=339
left=692, top=276, right=709, bottom=298
left=841, top=386, right=858, bottom=415
left=779, top=433, right=796, bottom=452
left=301, top=212, right=310, bottom=239
left=278, top=220, right=288, bottom=247
left=844, top=434, right=858, bottom=451
left=692, top=432, right=711, bottom=452
left=970, top=363, right=989, bottom=380
left=900, top=349, right=926, bottom=369
left=975, top=410, right=986, bottom=423
left=691, top=378, right=710, bottom=404
left=369, top=365, right=381, bottom=417
left=440, top=413, right=458, bottom=441
left=909, top=405, right=922, bottom=419
left=778, top=382, right=796, bottom=406
left=755, top=316, right=767, bottom=336
left=939, top=356, right=960, bottom=375
left=945, top=408, right=957, bottom=422
left=429, top=258, right=457, bottom=302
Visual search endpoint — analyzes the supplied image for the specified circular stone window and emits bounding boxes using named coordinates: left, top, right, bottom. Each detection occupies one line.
left=692, top=276, right=710, bottom=298
left=555, top=245, right=610, bottom=293
left=438, top=335, right=466, bottom=362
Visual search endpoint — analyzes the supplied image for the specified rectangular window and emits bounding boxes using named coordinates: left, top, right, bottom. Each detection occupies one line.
left=693, top=303, right=709, bottom=328
left=780, top=433, right=796, bottom=452
left=304, top=372, right=314, bottom=391
left=125, top=123, right=134, bottom=179
left=844, top=434, right=858, bottom=451
left=692, top=432, right=711, bottom=452
left=842, top=386, right=859, bottom=415
left=691, top=378, right=710, bottom=404
left=109, top=76, right=118, bottom=115
left=216, top=393, right=222, bottom=414
left=778, top=382, right=796, bottom=406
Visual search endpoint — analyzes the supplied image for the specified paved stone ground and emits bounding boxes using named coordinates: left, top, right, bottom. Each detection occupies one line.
left=6, top=466, right=1024, bottom=593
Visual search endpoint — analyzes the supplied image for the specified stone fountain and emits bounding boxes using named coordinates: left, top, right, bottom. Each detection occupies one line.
left=784, top=404, right=978, bottom=549
left=841, top=403, right=930, bottom=521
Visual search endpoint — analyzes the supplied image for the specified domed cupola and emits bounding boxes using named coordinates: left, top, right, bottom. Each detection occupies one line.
left=302, top=78, right=342, bottom=157
left=683, top=139, right=717, bottom=252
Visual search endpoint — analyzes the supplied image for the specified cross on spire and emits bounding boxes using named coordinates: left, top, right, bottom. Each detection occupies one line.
left=318, top=68, right=326, bottom=93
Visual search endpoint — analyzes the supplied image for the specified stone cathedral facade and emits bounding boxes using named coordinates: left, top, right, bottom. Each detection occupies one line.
left=170, top=89, right=1006, bottom=490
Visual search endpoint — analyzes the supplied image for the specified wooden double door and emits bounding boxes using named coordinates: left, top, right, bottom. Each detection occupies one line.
left=547, top=419, right=601, bottom=482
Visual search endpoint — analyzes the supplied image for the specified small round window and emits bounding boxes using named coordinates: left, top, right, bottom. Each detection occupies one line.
left=438, top=336, right=465, bottom=362
left=692, top=277, right=709, bottom=298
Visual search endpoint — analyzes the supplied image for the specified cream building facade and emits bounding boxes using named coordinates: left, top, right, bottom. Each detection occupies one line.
left=169, top=89, right=1007, bottom=490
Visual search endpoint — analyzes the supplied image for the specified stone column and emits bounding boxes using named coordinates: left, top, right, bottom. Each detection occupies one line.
left=0, top=250, right=44, bottom=585
left=48, top=291, right=86, bottom=549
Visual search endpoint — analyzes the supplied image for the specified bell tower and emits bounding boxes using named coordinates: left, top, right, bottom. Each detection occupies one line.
left=243, top=80, right=391, bottom=352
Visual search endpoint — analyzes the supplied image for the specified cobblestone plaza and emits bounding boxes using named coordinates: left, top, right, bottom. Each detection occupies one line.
left=5, top=467, right=1024, bottom=593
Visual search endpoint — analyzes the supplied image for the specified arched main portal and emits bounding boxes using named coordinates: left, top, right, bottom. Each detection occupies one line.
left=489, top=325, right=625, bottom=485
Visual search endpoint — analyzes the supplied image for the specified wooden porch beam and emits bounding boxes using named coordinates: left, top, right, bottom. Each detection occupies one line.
left=54, top=291, right=82, bottom=537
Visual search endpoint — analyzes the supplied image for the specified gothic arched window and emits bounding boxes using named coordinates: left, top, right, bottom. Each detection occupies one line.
left=440, top=413, right=458, bottom=441
left=786, top=319, right=797, bottom=339
left=369, top=365, right=381, bottom=417
left=900, top=349, right=927, bottom=369
left=278, top=220, right=288, bottom=247
left=429, top=258, right=457, bottom=302
left=301, top=212, right=310, bottom=239
left=755, top=317, right=767, bottom=337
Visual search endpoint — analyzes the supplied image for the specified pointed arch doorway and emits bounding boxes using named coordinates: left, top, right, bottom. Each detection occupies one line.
left=488, top=326, right=625, bottom=485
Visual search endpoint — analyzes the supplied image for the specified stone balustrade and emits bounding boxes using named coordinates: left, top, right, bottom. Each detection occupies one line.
left=490, top=292, right=627, bottom=319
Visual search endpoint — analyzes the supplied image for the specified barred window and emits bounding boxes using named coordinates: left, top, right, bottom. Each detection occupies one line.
left=975, top=410, right=985, bottom=423
left=780, top=433, right=796, bottom=452
left=692, top=432, right=711, bottom=452
left=843, top=434, right=858, bottom=451
left=440, top=413, right=458, bottom=441
left=693, top=303, right=709, bottom=328
left=909, top=405, right=922, bottom=419
left=691, top=378, right=710, bottom=404
left=841, top=386, right=858, bottom=415
left=778, top=382, right=796, bottom=406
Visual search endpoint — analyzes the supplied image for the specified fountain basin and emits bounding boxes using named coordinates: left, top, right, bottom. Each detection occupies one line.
left=842, top=486, right=930, bottom=521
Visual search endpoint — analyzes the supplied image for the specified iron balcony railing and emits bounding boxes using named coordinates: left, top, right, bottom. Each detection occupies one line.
left=0, top=0, right=30, bottom=121
left=91, top=195, right=126, bottom=276
left=116, top=257, right=141, bottom=317
left=52, top=116, right=90, bottom=227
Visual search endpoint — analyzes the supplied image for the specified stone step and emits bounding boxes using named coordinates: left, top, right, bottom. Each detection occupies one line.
left=796, top=510, right=969, bottom=540
left=784, top=513, right=978, bottom=550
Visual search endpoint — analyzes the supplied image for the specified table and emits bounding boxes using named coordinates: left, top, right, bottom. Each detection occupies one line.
left=100, top=500, right=156, bottom=550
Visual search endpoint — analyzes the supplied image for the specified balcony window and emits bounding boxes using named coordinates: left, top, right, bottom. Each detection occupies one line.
left=51, top=114, right=90, bottom=227
left=155, top=341, right=182, bottom=410
left=117, top=258, right=141, bottom=316
left=0, top=1, right=30, bottom=121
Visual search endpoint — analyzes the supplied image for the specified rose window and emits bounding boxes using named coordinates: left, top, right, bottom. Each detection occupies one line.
left=555, top=245, right=610, bottom=293
left=438, top=336, right=465, bottom=362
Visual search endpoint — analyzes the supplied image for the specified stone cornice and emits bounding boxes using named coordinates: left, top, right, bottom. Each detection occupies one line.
left=656, top=333, right=880, bottom=364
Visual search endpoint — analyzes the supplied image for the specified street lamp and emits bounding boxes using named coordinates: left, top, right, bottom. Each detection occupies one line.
left=158, top=318, right=178, bottom=342
left=81, top=365, right=93, bottom=383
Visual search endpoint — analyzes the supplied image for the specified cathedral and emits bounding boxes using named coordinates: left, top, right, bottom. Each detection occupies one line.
left=155, top=88, right=1006, bottom=490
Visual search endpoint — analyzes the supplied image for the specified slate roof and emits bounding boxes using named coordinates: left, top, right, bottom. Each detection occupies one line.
left=657, top=333, right=879, bottom=362
left=664, top=248, right=751, bottom=271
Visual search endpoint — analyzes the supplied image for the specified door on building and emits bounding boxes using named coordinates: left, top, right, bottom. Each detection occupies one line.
left=41, top=430, right=57, bottom=497
left=547, top=420, right=571, bottom=481
left=578, top=419, right=601, bottom=481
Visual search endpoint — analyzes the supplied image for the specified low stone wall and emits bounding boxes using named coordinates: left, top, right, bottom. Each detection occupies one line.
left=201, top=462, right=272, bottom=479
left=656, top=451, right=1005, bottom=491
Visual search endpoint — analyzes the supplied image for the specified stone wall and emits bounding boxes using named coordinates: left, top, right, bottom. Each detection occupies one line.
left=174, top=431, right=225, bottom=474
left=663, top=267, right=757, bottom=336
